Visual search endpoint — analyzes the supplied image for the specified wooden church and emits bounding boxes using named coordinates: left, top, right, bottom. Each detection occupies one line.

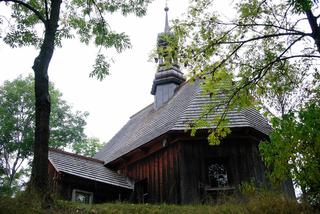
left=48, top=7, right=280, bottom=204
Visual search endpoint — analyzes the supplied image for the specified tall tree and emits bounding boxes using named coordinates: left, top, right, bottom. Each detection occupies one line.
left=170, top=0, right=320, bottom=205
left=0, top=0, right=151, bottom=196
left=0, top=75, right=88, bottom=196
left=170, top=0, right=320, bottom=143
left=259, top=100, right=320, bottom=206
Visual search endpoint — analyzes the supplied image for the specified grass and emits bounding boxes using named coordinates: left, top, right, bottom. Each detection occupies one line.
left=0, top=191, right=318, bottom=214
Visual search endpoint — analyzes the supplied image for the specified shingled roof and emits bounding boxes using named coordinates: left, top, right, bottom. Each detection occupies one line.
left=49, top=148, right=134, bottom=189
left=94, top=80, right=271, bottom=164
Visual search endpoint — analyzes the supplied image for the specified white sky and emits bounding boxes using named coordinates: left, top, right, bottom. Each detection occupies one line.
left=0, top=0, right=232, bottom=143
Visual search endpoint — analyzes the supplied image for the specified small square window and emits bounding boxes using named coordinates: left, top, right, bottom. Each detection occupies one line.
left=72, top=189, right=93, bottom=204
left=208, top=163, right=228, bottom=187
left=207, top=158, right=229, bottom=188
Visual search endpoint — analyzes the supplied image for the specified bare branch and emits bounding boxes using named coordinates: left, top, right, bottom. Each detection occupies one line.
left=292, top=17, right=309, bottom=28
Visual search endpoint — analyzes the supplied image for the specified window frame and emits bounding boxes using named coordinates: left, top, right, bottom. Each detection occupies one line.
left=72, top=189, right=93, bottom=204
left=206, top=158, right=230, bottom=188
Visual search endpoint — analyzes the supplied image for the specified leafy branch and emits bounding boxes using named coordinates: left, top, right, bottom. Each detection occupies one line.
left=1, top=0, right=46, bottom=24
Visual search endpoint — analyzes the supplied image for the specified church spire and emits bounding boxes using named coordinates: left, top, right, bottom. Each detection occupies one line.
left=164, top=6, right=170, bottom=33
left=151, top=5, right=186, bottom=109
left=155, top=5, right=177, bottom=69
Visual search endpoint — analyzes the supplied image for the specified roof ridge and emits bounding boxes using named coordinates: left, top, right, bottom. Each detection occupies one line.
left=101, top=79, right=198, bottom=164
left=49, top=148, right=104, bottom=164
left=129, top=78, right=190, bottom=120
left=129, top=103, right=153, bottom=119
left=96, top=78, right=271, bottom=164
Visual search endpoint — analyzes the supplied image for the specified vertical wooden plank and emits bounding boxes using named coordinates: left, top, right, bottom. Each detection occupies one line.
left=159, top=150, right=163, bottom=202
left=145, top=157, right=150, bottom=197
left=154, top=153, right=159, bottom=202
left=131, top=163, right=134, bottom=179
left=234, top=143, right=240, bottom=185
left=163, top=148, right=167, bottom=202
left=143, top=159, right=146, bottom=179
left=153, top=154, right=157, bottom=202
left=169, top=144, right=175, bottom=203
left=137, top=162, right=140, bottom=180
left=199, top=143, right=206, bottom=185
left=136, top=162, right=139, bottom=179
left=166, top=147, right=170, bottom=202
left=176, top=142, right=181, bottom=204
left=150, top=156, right=154, bottom=202
left=135, top=163, right=138, bottom=180
left=141, top=160, right=144, bottom=180
left=175, top=143, right=179, bottom=203
left=178, top=141, right=186, bottom=203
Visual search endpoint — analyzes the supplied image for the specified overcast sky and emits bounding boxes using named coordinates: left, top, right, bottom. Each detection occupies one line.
left=0, top=0, right=231, bottom=143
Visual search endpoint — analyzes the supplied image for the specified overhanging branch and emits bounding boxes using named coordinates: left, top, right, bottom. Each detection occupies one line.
left=215, top=21, right=306, bottom=35
left=215, top=32, right=308, bottom=45
left=199, top=35, right=313, bottom=132
left=1, top=0, right=46, bottom=24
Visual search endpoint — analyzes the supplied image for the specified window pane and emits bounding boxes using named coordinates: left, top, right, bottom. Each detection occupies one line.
left=208, top=163, right=228, bottom=187
left=75, top=191, right=91, bottom=204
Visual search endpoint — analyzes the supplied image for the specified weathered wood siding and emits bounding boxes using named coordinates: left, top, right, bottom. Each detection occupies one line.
left=179, top=140, right=206, bottom=203
left=59, top=174, right=132, bottom=203
left=122, top=142, right=181, bottom=203
left=178, top=133, right=268, bottom=204
left=48, top=162, right=62, bottom=195
left=118, top=130, right=268, bottom=204
left=48, top=162, right=133, bottom=203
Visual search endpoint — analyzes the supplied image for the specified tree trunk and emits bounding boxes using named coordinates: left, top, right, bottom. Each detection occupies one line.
left=30, top=0, right=62, bottom=198
left=305, top=10, right=320, bottom=54
left=31, top=60, right=51, bottom=195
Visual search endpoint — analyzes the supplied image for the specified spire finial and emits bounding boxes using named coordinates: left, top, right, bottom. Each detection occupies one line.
left=164, top=2, right=169, bottom=33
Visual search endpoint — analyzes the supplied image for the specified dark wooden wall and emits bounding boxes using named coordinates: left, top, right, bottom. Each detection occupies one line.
left=48, top=129, right=272, bottom=204
left=122, top=142, right=181, bottom=203
left=179, top=140, right=206, bottom=204
left=178, top=134, right=268, bottom=204
left=48, top=162, right=132, bottom=203
left=205, top=136, right=268, bottom=186
left=119, top=130, right=268, bottom=204
left=48, top=162, right=62, bottom=196
left=59, top=174, right=132, bottom=203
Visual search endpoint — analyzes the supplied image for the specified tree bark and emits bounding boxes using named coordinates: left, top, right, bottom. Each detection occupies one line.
left=305, top=10, right=320, bottom=54
left=30, top=0, right=62, bottom=198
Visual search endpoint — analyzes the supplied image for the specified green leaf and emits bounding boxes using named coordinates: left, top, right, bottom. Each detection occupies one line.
left=90, top=54, right=111, bottom=81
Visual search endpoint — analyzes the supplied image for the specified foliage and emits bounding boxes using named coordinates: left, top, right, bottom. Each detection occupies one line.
left=260, top=100, right=320, bottom=207
left=0, top=192, right=316, bottom=214
left=253, top=60, right=312, bottom=118
left=238, top=180, right=257, bottom=197
left=171, top=0, right=320, bottom=143
left=0, top=75, right=88, bottom=196
left=166, top=1, right=320, bottom=208
left=73, top=137, right=102, bottom=157
left=0, top=0, right=151, bottom=194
